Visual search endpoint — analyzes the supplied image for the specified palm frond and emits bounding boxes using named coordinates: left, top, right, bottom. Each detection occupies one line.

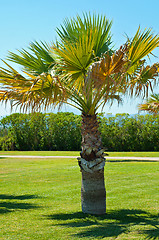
left=138, top=93, right=159, bottom=114
left=128, top=63, right=159, bottom=97
left=89, top=45, right=128, bottom=89
left=56, top=13, right=112, bottom=58
left=127, top=27, right=159, bottom=64
left=0, top=62, right=67, bottom=112
left=52, top=31, right=96, bottom=92
left=95, top=94, right=123, bottom=112
left=7, top=41, right=54, bottom=75
left=53, top=35, right=94, bottom=72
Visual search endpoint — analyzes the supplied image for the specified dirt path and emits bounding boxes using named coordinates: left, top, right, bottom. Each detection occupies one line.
left=0, top=155, right=159, bottom=161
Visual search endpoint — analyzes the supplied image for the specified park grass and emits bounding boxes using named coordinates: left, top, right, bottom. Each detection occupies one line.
left=0, top=157, right=158, bottom=239
left=0, top=150, right=79, bottom=156
left=0, top=150, right=159, bottom=157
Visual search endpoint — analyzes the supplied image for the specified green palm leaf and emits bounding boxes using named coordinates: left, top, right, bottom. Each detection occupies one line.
left=7, top=41, right=54, bottom=75
left=127, top=27, right=159, bottom=64
left=56, top=13, right=112, bottom=57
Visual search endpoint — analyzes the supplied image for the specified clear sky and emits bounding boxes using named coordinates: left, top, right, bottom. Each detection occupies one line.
left=0, top=0, right=159, bottom=116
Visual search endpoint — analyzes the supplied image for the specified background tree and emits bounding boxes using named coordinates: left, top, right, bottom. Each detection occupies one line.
left=0, top=13, right=159, bottom=214
left=1, top=112, right=159, bottom=151
left=138, top=93, right=159, bottom=115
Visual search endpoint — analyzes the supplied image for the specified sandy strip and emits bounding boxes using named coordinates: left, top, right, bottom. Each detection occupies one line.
left=0, top=155, right=159, bottom=161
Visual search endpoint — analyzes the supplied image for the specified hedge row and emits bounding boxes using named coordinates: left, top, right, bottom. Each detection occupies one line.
left=0, top=112, right=159, bottom=151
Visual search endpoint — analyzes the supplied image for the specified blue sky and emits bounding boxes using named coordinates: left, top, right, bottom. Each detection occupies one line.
left=0, top=0, right=159, bottom=116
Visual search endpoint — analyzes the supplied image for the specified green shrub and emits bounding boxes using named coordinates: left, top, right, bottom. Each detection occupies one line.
left=0, top=112, right=159, bottom=151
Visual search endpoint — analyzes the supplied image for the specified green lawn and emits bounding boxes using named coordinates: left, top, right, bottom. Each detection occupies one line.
left=0, top=151, right=79, bottom=156
left=0, top=157, right=158, bottom=239
left=0, top=151, right=159, bottom=157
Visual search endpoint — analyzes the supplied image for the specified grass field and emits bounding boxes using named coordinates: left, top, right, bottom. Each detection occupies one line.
left=0, top=157, right=159, bottom=239
left=0, top=151, right=159, bottom=157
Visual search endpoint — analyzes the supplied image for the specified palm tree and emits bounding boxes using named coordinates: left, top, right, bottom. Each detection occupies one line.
left=0, top=13, right=159, bottom=214
left=138, top=93, right=159, bottom=115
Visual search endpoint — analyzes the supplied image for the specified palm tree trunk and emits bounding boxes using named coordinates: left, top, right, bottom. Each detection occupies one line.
left=78, top=113, right=106, bottom=215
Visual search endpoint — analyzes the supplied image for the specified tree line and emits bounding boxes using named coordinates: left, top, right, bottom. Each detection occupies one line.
left=0, top=112, right=159, bottom=151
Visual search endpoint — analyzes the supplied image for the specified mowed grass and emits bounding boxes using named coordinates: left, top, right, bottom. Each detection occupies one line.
left=0, top=151, right=159, bottom=157
left=0, top=157, right=159, bottom=240
left=0, top=151, right=79, bottom=156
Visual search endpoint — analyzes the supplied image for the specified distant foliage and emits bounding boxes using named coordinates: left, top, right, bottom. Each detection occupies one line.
left=99, top=113, right=159, bottom=151
left=0, top=112, right=81, bottom=151
left=0, top=112, right=159, bottom=151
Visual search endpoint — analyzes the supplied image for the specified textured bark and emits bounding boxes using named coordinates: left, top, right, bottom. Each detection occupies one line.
left=81, top=169, right=106, bottom=214
left=78, top=113, right=106, bottom=214
left=80, top=113, right=103, bottom=161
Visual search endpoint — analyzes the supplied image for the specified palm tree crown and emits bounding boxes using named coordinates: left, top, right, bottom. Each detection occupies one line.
left=0, top=13, right=159, bottom=115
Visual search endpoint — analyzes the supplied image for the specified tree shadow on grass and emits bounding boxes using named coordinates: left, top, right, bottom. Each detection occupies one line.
left=0, top=194, right=39, bottom=200
left=0, top=194, right=40, bottom=214
left=46, top=209, right=159, bottom=239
